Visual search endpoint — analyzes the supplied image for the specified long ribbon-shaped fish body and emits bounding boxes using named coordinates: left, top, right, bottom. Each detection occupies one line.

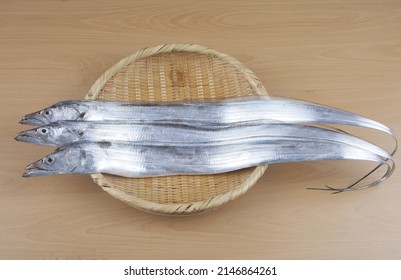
left=23, top=139, right=391, bottom=178
left=15, top=121, right=390, bottom=160
left=19, top=97, right=393, bottom=137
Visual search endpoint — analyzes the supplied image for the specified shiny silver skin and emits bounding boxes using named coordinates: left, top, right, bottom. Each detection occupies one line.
left=18, top=97, right=394, bottom=137
left=23, top=140, right=393, bottom=187
left=15, top=121, right=391, bottom=161
left=18, top=96, right=397, bottom=192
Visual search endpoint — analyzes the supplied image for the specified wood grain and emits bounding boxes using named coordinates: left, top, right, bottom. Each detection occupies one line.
left=1, top=0, right=400, bottom=259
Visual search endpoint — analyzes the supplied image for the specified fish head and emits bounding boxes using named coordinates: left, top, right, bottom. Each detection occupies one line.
left=15, top=123, right=81, bottom=147
left=23, top=145, right=93, bottom=177
left=19, top=101, right=88, bottom=126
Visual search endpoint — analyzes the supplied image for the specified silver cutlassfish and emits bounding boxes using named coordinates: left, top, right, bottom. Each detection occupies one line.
left=18, top=97, right=394, bottom=137
left=19, top=96, right=397, bottom=156
left=18, top=96, right=396, bottom=192
left=23, top=140, right=393, bottom=182
left=14, top=121, right=390, bottom=160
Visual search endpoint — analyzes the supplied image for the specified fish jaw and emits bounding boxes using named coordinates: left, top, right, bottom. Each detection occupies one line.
left=15, top=129, right=57, bottom=147
left=23, top=160, right=56, bottom=177
left=15, top=131, right=29, bottom=143
left=23, top=169, right=54, bottom=177
left=19, top=112, right=47, bottom=126
left=15, top=130, right=37, bottom=144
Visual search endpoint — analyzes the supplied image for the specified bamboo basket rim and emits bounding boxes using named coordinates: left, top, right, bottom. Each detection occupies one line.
left=85, top=43, right=269, bottom=215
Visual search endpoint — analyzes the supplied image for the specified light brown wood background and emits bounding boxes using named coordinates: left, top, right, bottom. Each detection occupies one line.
left=1, top=0, right=400, bottom=259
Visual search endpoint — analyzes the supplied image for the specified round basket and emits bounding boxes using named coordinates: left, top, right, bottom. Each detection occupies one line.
left=85, top=43, right=269, bottom=215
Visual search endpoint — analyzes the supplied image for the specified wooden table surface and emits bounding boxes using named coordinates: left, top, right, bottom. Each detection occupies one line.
left=1, top=0, right=400, bottom=259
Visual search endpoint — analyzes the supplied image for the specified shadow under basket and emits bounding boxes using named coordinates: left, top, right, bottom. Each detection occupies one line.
left=85, top=43, right=269, bottom=215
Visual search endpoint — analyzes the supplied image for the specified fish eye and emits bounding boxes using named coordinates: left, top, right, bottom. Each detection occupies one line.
left=44, top=110, right=52, bottom=116
left=45, top=157, right=54, bottom=164
left=40, top=128, right=48, bottom=134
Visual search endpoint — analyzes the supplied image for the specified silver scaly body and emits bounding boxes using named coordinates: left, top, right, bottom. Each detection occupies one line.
left=19, top=96, right=394, bottom=137
left=24, top=139, right=392, bottom=179
left=16, top=121, right=391, bottom=160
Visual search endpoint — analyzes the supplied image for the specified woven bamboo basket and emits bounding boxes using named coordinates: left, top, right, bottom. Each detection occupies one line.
left=85, top=43, right=269, bottom=215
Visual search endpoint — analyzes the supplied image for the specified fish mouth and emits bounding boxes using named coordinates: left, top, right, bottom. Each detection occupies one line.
left=22, top=169, right=52, bottom=177
left=19, top=112, right=45, bottom=126
left=15, top=130, right=54, bottom=146
left=22, top=161, right=54, bottom=177
left=15, top=130, right=33, bottom=142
